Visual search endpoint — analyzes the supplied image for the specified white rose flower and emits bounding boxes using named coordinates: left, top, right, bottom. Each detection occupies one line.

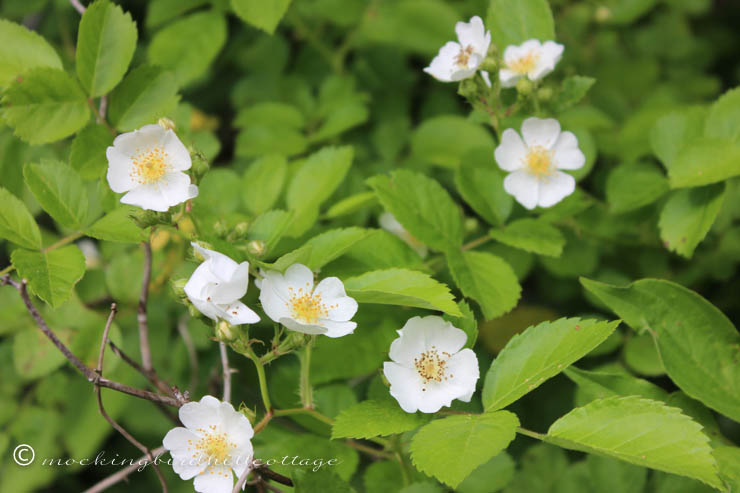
left=494, top=117, right=585, bottom=210
left=258, top=263, right=357, bottom=338
left=383, top=316, right=479, bottom=413
left=163, top=395, right=254, bottom=493
left=185, top=243, right=260, bottom=326
left=499, top=39, right=564, bottom=88
left=379, top=212, right=428, bottom=258
left=106, top=124, right=198, bottom=212
left=424, top=16, right=491, bottom=83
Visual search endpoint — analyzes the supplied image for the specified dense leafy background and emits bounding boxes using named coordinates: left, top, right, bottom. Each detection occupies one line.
left=1, top=0, right=740, bottom=492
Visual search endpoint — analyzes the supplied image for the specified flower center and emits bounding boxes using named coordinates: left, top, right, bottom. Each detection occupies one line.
left=509, top=51, right=539, bottom=74
left=131, top=147, right=170, bottom=185
left=286, top=283, right=334, bottom=324
left=525, top=146, right=554, bottom=177
left=414, top=347, right=452, bottom=388
left=454, top=45, right=475, bottom=68
left=188, top=425, right=237, bottom=476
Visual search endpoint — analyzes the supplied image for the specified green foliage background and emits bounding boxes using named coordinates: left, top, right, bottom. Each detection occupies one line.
left=1, top=0, right=740, bottom=491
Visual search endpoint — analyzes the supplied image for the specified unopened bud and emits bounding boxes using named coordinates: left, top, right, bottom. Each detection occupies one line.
left=131, top=209, right=170, bottom=229
left=158, top=117, right=176, bottom=131
left=537, top=87, right=553, bottom=102
left=188, top=303, right=202, bottom=319
left=171, top=278, right=188, bottom=299
left=458, top=78, right=478, bottom=99
left=595, top=6, right=611, bottom=22
left=216, top=320, right=236, bottom=341
left=191, top=241, right=213, bottom=262
left=233, top=222, right=250, bottom=239
left=191, top=152, right=210, bottom=181
left=247, top=240, right=266, bottom=257
left=480, top=57, right=498, bottom=73
left=238, top=403, right=256, bottom=423
left=213, top=220, right=228, bottom=238
left=464, top=217, right=479, bottom=232
left=515, top=78, right=534, bottom=95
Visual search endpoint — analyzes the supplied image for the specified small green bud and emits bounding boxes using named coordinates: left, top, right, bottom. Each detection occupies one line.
left=238, top=402, right=256, bottom=423
left=191, top=152, right=210, bottom=181
left=233, top=222, right=250, bottom=239
left=458, top=78, right=478, bottom=99
left=537, top=87, right=553, bottom=102
left=515, top=78, right=534, bottom=95
left=213, top=220, right=228, bottom=238
left=158, top=117, right=176, bottom=131
left=171, top=278, right=188, bottom=299
left=247, top=240, right=267, bottom=257
left=188, top=303, right=202, bottom=319
left=595, top=6, right=611, bottom=22
left=216, top=320, right=236, bottom=341
left=464, top=217, right=479, bottom=232
left=131, top=209, right=171, bottom=229
left=480, top=56, right=498, bottom=73
left=190, top=241, right=213, bottom=261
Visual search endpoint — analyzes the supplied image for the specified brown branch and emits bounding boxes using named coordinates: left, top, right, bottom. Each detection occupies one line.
left=255, top=466, right=294, bottom=487
left=220, top=341, right=232, bottom=402
left=138, top=241, right=154, bottom=372
left=82, top=446, right=166, bottom=493
left=177, top=315, right=199, bottom=393
left=94, top=304, right=168, bottom=492
left=1, top=275, right=185, bottom=407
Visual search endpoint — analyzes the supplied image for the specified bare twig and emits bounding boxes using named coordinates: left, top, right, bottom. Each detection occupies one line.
left=220, top=341, right=232, bottom=403
left=98, top=96, right=107, bottom=119
left=177, top=315, right=199, bottom=392
left=139, top=241, right=154, bottom=372
left=82, top=446, right=166, bottom=493
left=94, top=304, right=168, bottom=492
left=68, top=0, right=85, bottom=14
left=233, top=466, right=251, bottom=493
left=1, top=275, right=185, bottom=407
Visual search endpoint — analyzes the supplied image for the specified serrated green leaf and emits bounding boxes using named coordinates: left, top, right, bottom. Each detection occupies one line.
left=0, top=19, right=62, bottom=87
left=368, top=170, right=463, bottom=251
left=715, top=446, right=740, bottom=491
left=651, top=107, right=707, bottom=170
left=85, top=205, right=146, bottom=243
left=580, top=277, right=740, bottom=423
left=553, top=76, right=596, bottom=113
left=659, top=183, right=725, bottom=258
left=606, top=162, right=669, bottom=214
left=669, top=138, right=740, bottom=188
left=410, top=412, right=519, bottom=488
left=332, top=399, right=429, bottom=439
left=411, top=116, right=494, bottom=168
left=292, top=468, right=355, bottom=493
left=486, top=0, right=555, bottom=49
left=24, top=160, right=88, bottom=229
left=11, top=246, right=85, bottom=307
left=287, top=146, right=354, bottom=210
left=489, top=218, right=565, bottom=257
left=1, top=68, right=89, bottom=145
left=147, top=11, right=227, bottom=86
left=76, top=0, right=138, bottom=97
left=247, top=210, right=293, bottom=254
left=455, top=148, right=513, bottom=227
left=565, top=366, right=670, bottom=404
left=325, top=192, right=377, bottom=219
left=447, top=250, right=521, bottom=320
left=457, top=452, right=515, bottom=493
left=482, top=318, right=619, bottom=411
left=242, top=154, right=286, bottom=215
left=546, top=396, right=722, bottom=489
left=344, top=268, right=462, bottom=316
left=503, top=443, right=568, bottom=493
left=231, top=0, right=292, bottom=34
left=705, top=87, right=740, bottom=141
left=107, top=65, right=180, bottom=131
left=70, top=124, right=114, bottom=180
left=0, top=187, right=41, bottom=250
left=270, top=228, right=371, bottom=272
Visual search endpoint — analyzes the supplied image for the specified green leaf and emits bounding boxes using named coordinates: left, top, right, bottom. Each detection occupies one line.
left=651, top=107, right=706, bottom=169
left=270, top=228, right=371, bottom=272
left=292, top=468, right=355, bottom=493
left=368, top=170, right=463, bottom=251
left=455, top=148, right=513, bottom=227
left=242, top=154, right=286, bottom=215
left=443, top=300, right=478, bottom=348
left=0, top=18, right=62, bottom=87
left=287, top=146, right=354, bottom=211
left=344, top=268, right=462, bottom=316
left=504, top=444, right=569, bottom=493
left=447, top=250, right=521, bottom=320
left=715, top=446, right=740, bottom=492
left=0, top=187, right=41, bottom=250
left=235, top=125, right=307, bottom=158
left=669, top=138, right=740, bottom=188
left=704, top=87, right=740, bottom=141
left=489, top=218, right=565, bottom=257
left=11, top=246, right=86, bottom=307
left=85, top=205, right=146, bottom=243
left=147, top=11, right=227, bottom=86
left=601, top=0, right=658, bottom=24
left=231, top=0, right=292, bottom=34
left=107, top=65, right=180, bottom=132
left=247, top=210, right=293, bottom=254
left=457, top=452, right=515, bottom=493
left=24, top=160, right=88, bottom=229
left=553, top=76, right=596, bottom=113
left=606, top=162, right=669, bottom=214
left=659, top=183, right=726, bottom=258
left=482, top=317, right=619, bottom=411
left=75, top=0, right=138, bottom=97
left=411, top=116, right=494, bottom=168
left=325, top=192, right=377, bottom=219
left=1, top=68, right=90, bottom=145
left=565, top=366, right=670, bottom=404
left=410, top=412, right=519, bottom=488
left=580, top=277, right=740, bottom=423
left=234, top=102, right=305, bottom=129
left=486, top=0, right=555, bottom=48
left=623, top=333, right=665, bottom=377
left=332, top=399, right=429, bottom=439
left=70, top=124, right=114, bottom=180
left=546, top=396, right=722, bottom=489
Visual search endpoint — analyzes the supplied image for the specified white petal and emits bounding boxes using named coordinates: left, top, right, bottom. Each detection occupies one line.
left=258, top=274, right=292, bottom=323
left=220, top=301, right=260, bottom=325
left=326, top=296, right=358, bottom=322
left=120, top=183, right=170, bottom=212
left=424, top=41, right=462, bottom=82
left=158, top=171, right=197, bottom=208
left=379, top=212, right=404, bottom=236
left=388, top=317, right=427, bottom=367
left=209, top=262, right=249, bottom=304
left=498, top=69, right=520, bottom=88
left=230, top=444, right=254, bottom=480
left=480, top=70, right=492, bottom=88
left=163, top=427, right=199, bottom=453
left=529, top=41, right=563, bottom=81
left=279, top=317, right=328, bottom=335
left=218, top=401, right=254, bottom=445
left=415, top=381, right=456, bottom=413
left=188, top=184, right=199, bottom=200
left=179, top=395, right=221, bottom=430
left=456, top=16, right=489, bottom=55
left=313, top=276, right=348, bottom=300
left=283, top=263, right=314, bottom=292
left=502, top=44, right=524, bottom=67
left=110, top=124, right=166, bottom=158
left=383, top=362, right=424, bottom=413
left=171, top=457, right=208, bottom=481
left=449, top=66, right=479, bottom=81
left=189, top=297, right=221, bottom=321
left=537, top=171, right=576, bottom=208
left=105, top=147, right=137, bottom=193
left=161, top=128, right=192, bottom=171
left=444, top=349, right=480, bottom=402
left=521, top=117, right=561, bottom=149
left=494, top=129, right=527, bottom=171
left=552, top=131, right=585, bottom=170
left=420, top=317, right=468, bottom=354
left=504, top=170, right=540, bottom=210
left=320, top=319, right=357, bottom=338
left=193, top=467, right=234, bottom=493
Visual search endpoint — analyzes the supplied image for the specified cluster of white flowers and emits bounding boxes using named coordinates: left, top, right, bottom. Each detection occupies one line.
left=425, top=17, right=583, bottom=209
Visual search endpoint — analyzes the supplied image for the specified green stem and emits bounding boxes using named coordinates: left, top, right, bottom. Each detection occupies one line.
left=461, top=235, right=492, bottom=251
left=516, top=426, right=546, bottom=440
left=43, top=231, right=84, bottom=253
left=299, top=336, right=315, bottom=408
left=245, top=346, right=271, bottom=413
left=392, top=437, right=412, bottom=487
left=0, top=265, right=14, bottom=277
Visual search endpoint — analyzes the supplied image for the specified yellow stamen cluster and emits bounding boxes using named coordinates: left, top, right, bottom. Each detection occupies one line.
left=414, top=346, right=453, bottom=391
left=455, top=45, right=475, bottom=68
left=508, top=51, right=539, bottom=74
left=187, top=425, right=237, bottom=478
left=525, top=145, right=554, bottom=177
left=130, top=147, right=170, bottom=185
left=286, top=283, right=336, bottom=324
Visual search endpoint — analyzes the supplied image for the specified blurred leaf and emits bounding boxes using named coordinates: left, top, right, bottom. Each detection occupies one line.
left=270, top=227, right=371, bottom=271
left=704, top=87, right=740, bottom=140
left=235, top=102, right=305, bottom=129
left=24, top=160, right=88, bottom=229
left=651, top=106, right=706, bottom=169
left=503, top=444, right=568, bottom=493
left=410, top=412, right=519, bottom=488
left=242, top=154, right=287, bottom=215
left=332, top=399, right=429, bottom=439
left=325, top=192, right=377, bottom=219
left=489, top=218, right=565, bottom=257
left=107, top=65, right=180, bottom=131
left=553, top=76, right=596, bottom=113
left=146, top=0, right=209, bottom=29
left=455, top=148, right=513, bottom=227
left=247, top=209, right=293, bottom=253
left=235, top=124, right=308, bottom=158
left=565, top=366, right=669, bottom=405
left=487, top=0, right=555, bottom=48
left=232, top=0, right=292, bottom=34
left=457, top=452, right=515, bottom=493
left=0, top=18, right=62, bottom=87
left=659, top=183, right=725, bottom=258
left=0, top=186, right=41, bottom=250
left=70, top=124, right=114, bottom=180
left=411, top=116, right=494, bottom=168
left=601, top=0, right=658, bottom=24
left=443, top=300, right=478, bottom=348
left=85, top=205, right=146, bottom=243
left=622, top=333, right=664, bottom=377
left=75, top=0, right=138, bottom=97
left=669, top=138, right=740, bottom=188
left=287, top=146, right=354, bottom=210
left=606, top=162, right=669, bottom=214
left=11, top=246, right=85, bottom=307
